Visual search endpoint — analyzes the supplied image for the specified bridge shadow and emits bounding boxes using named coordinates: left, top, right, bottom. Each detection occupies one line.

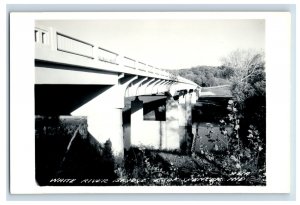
left=35, top=84, right=112, bottom=115
left=143, top=99, right=166, bottom=121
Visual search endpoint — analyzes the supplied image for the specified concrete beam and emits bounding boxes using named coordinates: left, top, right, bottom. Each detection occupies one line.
left=136, top=78, right=155, bottom=96
left=145, top=79, right=162, bottom=94
left=156, top=81, right=170, bottom=94
left=35, top=66, right=118, bottom=85
left=125, top=77, right=148, bottom=97
left=151, top=80, right=166, bottom=94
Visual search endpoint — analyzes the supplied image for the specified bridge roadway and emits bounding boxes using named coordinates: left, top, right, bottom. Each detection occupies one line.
left=35, top=22, right=201, bottom=163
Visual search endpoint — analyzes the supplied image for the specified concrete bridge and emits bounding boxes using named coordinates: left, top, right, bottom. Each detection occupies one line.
left=35, top=23, right=201, bottom=163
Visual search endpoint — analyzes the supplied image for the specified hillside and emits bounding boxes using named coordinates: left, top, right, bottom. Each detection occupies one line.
left=169, top=65, right=234, bottom=87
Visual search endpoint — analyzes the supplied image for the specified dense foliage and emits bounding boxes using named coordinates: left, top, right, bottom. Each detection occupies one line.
left=225, top=49, right=266, bottom=141
left=195, top=100, right=266, bottom=185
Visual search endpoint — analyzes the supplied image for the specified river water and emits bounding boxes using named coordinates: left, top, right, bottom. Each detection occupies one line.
left=192, top=96, right=233, bottom=152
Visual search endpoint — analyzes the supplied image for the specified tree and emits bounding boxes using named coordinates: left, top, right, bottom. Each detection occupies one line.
left=221, top=49, right=266, bottom=143
left=218, top=66, right=235, bottom=79
left=220, top=49, right=265, bottom=103
left=220, top=49, right=265, bottom=83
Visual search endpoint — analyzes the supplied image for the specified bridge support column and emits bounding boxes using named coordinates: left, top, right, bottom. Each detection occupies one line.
left=130, top=96, right=167, bottom=149
left=164, top=96, right=180, bottom=150
left=178, top=92, right=193, bottom=155
left=131, top=96, right=181, bottom=150
left=71, top=75, right=138, bottom=165
left=191, top=90, right=197, bottom=104
left=130, top=97, right=144, bottom=147
left=129, top=91, right=197, bottom=153
left=84, top=107, right=124, bottom=164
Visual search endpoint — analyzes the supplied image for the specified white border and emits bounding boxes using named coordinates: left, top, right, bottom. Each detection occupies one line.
left=10, top=12, right=291, bottom=194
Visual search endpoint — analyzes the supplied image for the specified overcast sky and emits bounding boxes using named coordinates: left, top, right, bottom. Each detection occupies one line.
left=38, top=19, right=265, bottom=70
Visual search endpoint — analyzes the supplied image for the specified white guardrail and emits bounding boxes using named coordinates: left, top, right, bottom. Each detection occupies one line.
left=35, top=26, right=197, bottom=86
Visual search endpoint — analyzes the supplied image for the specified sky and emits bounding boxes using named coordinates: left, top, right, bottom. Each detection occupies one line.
left=38, top=19, right=265, bottom=70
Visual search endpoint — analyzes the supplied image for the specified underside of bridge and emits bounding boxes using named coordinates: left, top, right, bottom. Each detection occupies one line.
left=35, top=77, right=198, bottom=161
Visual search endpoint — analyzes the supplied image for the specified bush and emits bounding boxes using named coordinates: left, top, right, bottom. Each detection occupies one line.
left=197, top=100, right=266, bottom=185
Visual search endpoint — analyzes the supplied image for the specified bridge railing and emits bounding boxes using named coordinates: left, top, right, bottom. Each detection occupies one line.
left=123, top=56, right=136, bottom=69
left=35, top=27, right=49, bottom=45
left=56, top=32, right=94, bottom=59
left=97, top=47, right=119, bottom=65
left=34, top=26, right=197, bottom=86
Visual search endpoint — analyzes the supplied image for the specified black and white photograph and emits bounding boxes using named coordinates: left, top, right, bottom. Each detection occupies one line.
left=34, top=17, right=266, bottom=186
left=8, top=11, right=292, bottom=195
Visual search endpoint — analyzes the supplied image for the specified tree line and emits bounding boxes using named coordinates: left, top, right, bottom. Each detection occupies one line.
left=169, top=65, right=234, bottom=87
left=169, top=49, right=265, bottom=89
